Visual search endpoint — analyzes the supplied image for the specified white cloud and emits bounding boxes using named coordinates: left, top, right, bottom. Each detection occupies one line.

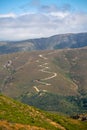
left=49, top=12, right=69, bottom=18
left=0, top=11, right=87, bottom=40
left=0, top=13, right=16, bottom=18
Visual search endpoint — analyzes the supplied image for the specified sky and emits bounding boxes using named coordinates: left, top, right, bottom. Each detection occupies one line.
left=0, top=0, right=87, bottom=40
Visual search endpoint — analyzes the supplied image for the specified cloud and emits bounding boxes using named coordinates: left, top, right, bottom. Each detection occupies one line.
left=49, top=12, right=69, bottom=18
left=31, top=0, right=41, bottom=7
left=39, top=4, right=58, bottom=12
left=19, top=0, right=41, bottom=13
left=38, top=3, right=72, bottom=13
left=0, top=10, right=87, bottom=40
left=0, top=13, right=16, bottom=18
left=60, top=4, right=72, bottom=12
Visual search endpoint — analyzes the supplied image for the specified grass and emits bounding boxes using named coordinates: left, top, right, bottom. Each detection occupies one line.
left=0, top=94, right=60, bottom=130
left=0, top=94, right=87, bottom=130
left=45, top=112, right=87, bottom=130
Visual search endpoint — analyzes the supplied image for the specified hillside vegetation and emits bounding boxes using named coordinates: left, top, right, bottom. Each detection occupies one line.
left=0, top=48, right=87, bottom=114
left=0, top=94, right=87, bottom=130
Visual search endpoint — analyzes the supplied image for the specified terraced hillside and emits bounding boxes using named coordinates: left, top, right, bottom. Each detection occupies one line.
left=0, top=48, right=87, bottom=114
left=0, top=94, right=87, bottom=130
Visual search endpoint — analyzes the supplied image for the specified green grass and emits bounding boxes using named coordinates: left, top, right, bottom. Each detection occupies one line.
left=45, top=112, right=87, bottom=130
left=0, top=94, right=60, bottom=130
left=0, top=94, right=87, bottom=130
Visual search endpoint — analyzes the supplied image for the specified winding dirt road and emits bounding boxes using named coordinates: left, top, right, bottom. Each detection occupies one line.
left=33, top=53, right=57, bottom=92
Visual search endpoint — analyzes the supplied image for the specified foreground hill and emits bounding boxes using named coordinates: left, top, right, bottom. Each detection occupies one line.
left=0, top=32, right=87, bottom=54
left=0, top=94, right=87, bottom=130
left=0, top=48, right=87, bottom=114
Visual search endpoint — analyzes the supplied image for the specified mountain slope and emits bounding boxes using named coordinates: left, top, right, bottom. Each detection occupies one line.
left=0, top=48, right=87, bottom=114
left=0, top=32, right=87, bottom=54
left=0, top=94, right=87, bottom=130
left=0, top=94, right=62, bottom=130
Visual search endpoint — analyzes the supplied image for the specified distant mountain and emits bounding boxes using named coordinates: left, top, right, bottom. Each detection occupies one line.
left=0, top=32, right=87, bottom=54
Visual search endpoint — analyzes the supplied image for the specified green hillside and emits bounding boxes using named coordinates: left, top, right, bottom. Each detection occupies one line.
left=0, top=94, right=87, bottom=130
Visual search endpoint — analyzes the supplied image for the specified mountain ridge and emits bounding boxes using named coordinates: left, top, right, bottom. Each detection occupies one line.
left=0, top=32, right=87, bottom=54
